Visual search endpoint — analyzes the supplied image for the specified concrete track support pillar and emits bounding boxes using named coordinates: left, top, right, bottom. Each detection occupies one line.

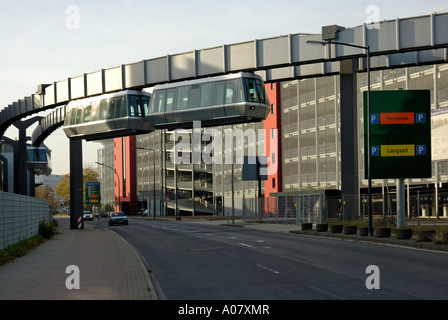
left=340, top=59, right=360, bottom=220
left=70, top=139, right=84, bottom=230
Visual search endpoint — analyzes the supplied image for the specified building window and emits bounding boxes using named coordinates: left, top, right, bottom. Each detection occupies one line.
left=272, top=178, right=276, bottom=189
left=271, top=103, right=275, bottom=114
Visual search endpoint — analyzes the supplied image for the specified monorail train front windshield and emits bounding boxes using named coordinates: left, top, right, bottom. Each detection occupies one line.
left=245, top=78, right=268, bottom=104
left=27, top=148, right=47, bottom=162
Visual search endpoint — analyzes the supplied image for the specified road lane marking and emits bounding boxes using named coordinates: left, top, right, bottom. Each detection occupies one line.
left=256, top=264, right=280, bottom=274
left=205, top=233, right=237, bottom=240
left=309, top=285, right=344, bottom=300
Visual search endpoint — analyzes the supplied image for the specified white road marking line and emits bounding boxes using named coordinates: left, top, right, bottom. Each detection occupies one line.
left=256, top=264, right=280, bottom=274
left=309, top=285, right=344, bottom=300
left=206, top=233, right=237, bottom=240
left=239, top=242, right=254, bottom=248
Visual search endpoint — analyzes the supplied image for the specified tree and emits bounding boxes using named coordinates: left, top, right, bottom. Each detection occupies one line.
left=83, top=165, right=99, bottom=184
left=54, top=165, right=100, bottom=208
left=55, top=174, right=70, bottom=208
left=35, top=185, right=58, bottom=209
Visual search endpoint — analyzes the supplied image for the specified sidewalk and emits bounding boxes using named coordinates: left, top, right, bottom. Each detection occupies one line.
left=0, top=217, right=156, bottom=300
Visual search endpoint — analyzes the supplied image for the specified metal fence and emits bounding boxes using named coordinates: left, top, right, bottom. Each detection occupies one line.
left=243, top=194, right=330, bottom=224
left=242, top=190, right=448, bottom=225
left=0, top=192, right=51, bottom=250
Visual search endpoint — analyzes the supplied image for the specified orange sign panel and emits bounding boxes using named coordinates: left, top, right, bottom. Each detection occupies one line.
left=380, top=112, right=415, bottom=125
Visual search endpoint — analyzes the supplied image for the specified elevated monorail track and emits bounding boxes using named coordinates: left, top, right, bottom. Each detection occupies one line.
left=3, top=12, right=448, bottom=143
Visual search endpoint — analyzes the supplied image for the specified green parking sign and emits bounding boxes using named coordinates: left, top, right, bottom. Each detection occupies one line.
left=364, top=90, right=432, bottom=179
left=85, top=182, right=101, bottom=204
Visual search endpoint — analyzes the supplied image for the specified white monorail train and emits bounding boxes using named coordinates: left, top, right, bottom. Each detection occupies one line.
left=148, top=72, right=270, bottom=129
left=62, top=73, right=270, bottom=140
left=63, top=90, right=152, bottom=140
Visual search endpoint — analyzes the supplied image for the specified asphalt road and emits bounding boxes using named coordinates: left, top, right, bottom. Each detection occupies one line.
left=98, top=218, right=448, bottom=300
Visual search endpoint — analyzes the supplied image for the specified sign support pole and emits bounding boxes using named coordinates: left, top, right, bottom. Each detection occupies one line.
left=397, top=179, right=406, bottom=228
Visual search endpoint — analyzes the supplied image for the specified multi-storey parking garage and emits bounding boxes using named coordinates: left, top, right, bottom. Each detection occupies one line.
left=96, top=63, right=448, bottom=220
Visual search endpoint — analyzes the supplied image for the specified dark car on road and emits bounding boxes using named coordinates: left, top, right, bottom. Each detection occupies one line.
left=108, top=211, right=129, bottom=226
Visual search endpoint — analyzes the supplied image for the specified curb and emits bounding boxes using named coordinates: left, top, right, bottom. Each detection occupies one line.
left=103, top=227, right=159, bottom=300
left=287, top=229, right=448, bottom=253
left=213, top=220, right=448, bottom=254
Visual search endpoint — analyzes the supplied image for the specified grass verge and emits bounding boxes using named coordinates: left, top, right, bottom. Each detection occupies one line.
left=0, top=219, right=58, bottom=266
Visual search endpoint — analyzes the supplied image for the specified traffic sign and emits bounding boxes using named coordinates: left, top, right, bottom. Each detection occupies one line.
left=85, top=182, right=101, bottom=204
left=364, top=90, right=431, bottom=179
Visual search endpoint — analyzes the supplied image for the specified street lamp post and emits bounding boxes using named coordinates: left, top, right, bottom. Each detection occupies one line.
left=95, top=162, right=121, bottom=212
left=135, top=147, right=156, bottom=220
left=307, top=39, right=372, bottom=236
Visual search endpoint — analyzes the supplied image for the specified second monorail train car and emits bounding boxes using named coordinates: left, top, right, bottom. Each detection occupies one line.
left=63, top=90, right=154, bottom=141
left=147, top=72, right=271, bottom=129
left=27, top=146, right=52, bottom=176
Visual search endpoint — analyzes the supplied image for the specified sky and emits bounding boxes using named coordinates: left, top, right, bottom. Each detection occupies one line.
left=1, top=0, right=447, bottom=175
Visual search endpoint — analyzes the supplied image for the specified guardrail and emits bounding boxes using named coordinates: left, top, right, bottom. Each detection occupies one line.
left=0, top=192, right=51, bottom=250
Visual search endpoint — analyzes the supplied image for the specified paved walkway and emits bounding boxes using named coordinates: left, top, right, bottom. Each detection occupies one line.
left=0, top=217, right=156, bottom=300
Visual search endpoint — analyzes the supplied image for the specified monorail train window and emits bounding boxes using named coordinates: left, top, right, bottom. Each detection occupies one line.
left=245, top=78, right=258, bottom=102
left=90, top=102, right=99, bottom=122
left=142, top=95, right=150, bottom=116
left=67, top=108, right=76, bottom=125
left=216, top=82, right=225, bottom=105
left=237, top=78, right=244, bottom=102
left=68, top=108, right=75, bottom=125
left=225, top=81, right=235, bottom=104
left=36, top=149, right=46, bottom=161
left=129, top=96, right=139, bottom=116
left=119, top=96, right=128, bottom=117
left=148, top=93, right=156, bottom=114
left=200, top=82, right=213, bottom=107
left=75, top=108, right=83, bottom=124
left=149, top=90, right=166, bottom=113
left=255, top=79, right=267, bottom=104
left=108, top=99, right=116, bottom=119
left=27, top=149, right=46, bottom=162
left=109, top=96, right=127, bottom=119
left=129, top=95, right=148, bottom=117
left=166, top=89, right=175, bottom=111
left=98, top=99, right=108, bottom=120
left=245, top=78, right=267, bottom=103
left=177, top=86, right=189, bottom=110
left=83, top=105, right=92, bottom=122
